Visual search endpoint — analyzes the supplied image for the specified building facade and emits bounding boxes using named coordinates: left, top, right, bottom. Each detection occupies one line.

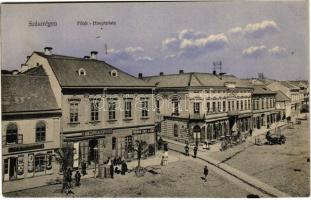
left=143, top=71, right=253, bottom=144
left=23, top=48, right=156, bottom=169
left=2, top=75, right=62, bottom=182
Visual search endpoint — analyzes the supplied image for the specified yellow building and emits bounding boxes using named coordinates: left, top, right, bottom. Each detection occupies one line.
left=2, top=74, right=62, bottom=182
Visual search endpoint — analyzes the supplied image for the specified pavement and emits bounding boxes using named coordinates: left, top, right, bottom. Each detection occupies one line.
left=2, top=153, right=179, bottom=194
left=164, top=121, right=291, bottom=197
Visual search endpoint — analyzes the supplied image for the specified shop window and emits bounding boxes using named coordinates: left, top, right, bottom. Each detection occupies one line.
left=34, top=154, right=46, bottom=173
left=173, top=124, right=179, bottom=137
left=36, top=121, right=46, bottom=142
left=6, top=123, right=18, bottom=144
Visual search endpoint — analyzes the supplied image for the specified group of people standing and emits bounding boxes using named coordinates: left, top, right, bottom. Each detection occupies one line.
left=184, top=144, right=198, bottom=158
left=107, top=157, right=128, bottom=179
left=62, top=168, right=82, bottom=195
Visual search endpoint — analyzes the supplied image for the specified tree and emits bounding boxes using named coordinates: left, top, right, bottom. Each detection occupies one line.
left=54, top=146, right=73, bottom=192
left=130, top=139, right=149, bottom=176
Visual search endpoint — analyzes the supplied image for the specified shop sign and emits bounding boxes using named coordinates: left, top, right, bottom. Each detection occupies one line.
left=83, top=129, right=113, bottom=137
left=133, top=128, right=154, bottom=135
left=8, top=144, right=44, bottom=153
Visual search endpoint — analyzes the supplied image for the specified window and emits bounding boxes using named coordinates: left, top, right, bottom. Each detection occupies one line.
left=232, top=101, right=235, bottom=111
left=244, top=100, right=247, bottom=110
left=6, top=123, right=18, bottom=144
left=217, top=101, right=221, bottom=112
left=248, top=100, right=250, bottom=110
left=125, top=136, right=133, bottom=152
left=266, top=98, right=269, bottom=108
left=142, top=99, right=149, bottom=117
left=78, top=68, right=86, bottom=76
left=256, top=100, right=259, bottom=110
left=172, top=101, right=179, bottom=114
left=36, top=121, right=46, bottom=142
left=112, top=137, right=116, bottom=150
left=262, top=98, right=265, bottom=109
left=108, top=101, right=116, bottom=120
left=90, top=100, right=99, bottom=121
left=110, top=69, right=118, bottom=77
left=240, top=100, right=243, bottom=110
left=228, top=101, right=231, bottom=111
left=212, top=102, right=216, bottom=112
left=207, top=102, right=210, bottom=113
left=4, top=159, right=8, bottom=175
left=270, top=98, right=273, bottom=108
left=237, top=101, right=239, bottom=110
left=34, top=154, right=46, bottom=173
left=69, top=102, right=79, bottom=123
left=124, top=100, right=132, bottom=118
left=194, top=102, right=200, bottom=114
left=223, top=101, right=226, bottom=112
left=156, top=100, right=160, bottom=113
left=173, top=124, right=179, bottom=137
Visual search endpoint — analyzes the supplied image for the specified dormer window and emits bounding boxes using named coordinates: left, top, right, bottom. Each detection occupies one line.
left=78, top=68, right=86, bottom=76
left=110, top=69, right=118, bottom=77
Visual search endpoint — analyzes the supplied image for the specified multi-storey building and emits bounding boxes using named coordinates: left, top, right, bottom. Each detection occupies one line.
left=2, top=74, right=62, bottom=182
left=143, top=71, right=253, bottom=144
left=22, top=47, right=156, bottom=169
left=275, top=90, right=291, bottom=119
left=266, top=81, right=302, bottom=119
left=249, top=85, right=278, bottom=130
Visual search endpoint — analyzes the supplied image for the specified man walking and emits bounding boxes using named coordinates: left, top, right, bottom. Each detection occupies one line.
left=75, top=170, right=81, bottom=186
left=193, top=145, right=198, bottom=158
left=204, top=165, right=209, bottom=182
left=185, top=144, right=189, bottom=156
left=110, top=163, right=114, bottom=179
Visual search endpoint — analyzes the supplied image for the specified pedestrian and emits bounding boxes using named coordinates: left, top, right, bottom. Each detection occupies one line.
left=81, top=161, right=87, bottom=176
left=121, top=161, right=127, bottom=175
left=249, top=129, right=253, bottom=137
left=193, top=145, right=198, bottom=158
left=67, top=168, right=73, bottom=188
left=204, top=165, right=209, bottom=182
left=110, top=163, right=114, bottom=179
left=75, top=170, right=81, bottom=186
left=185, top=144, right=189, bottom=156
left=161, top=156, right=165, bottom=166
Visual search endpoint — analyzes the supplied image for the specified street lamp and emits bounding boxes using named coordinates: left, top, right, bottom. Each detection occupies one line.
left=93, top=146, right=98, bottom=178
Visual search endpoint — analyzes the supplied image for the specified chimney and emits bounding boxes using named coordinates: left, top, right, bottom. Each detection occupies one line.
left=138, top=73, right=143, bottom=79
left=159, top=72, right=164, bottom=76
left=213, top=70, right=217, bottom=75
left=20, top=64, right=29, bottom=73
left=44, top=47, right=53, bottom=55
left=90, top=51, right=98, bottom=60
left=179, top=70, right=184, bottom=74
left=84, top=56, right=90, bottom=59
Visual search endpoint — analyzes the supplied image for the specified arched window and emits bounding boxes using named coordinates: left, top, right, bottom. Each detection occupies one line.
left=173, top=124, right=179, bottom=137
left=36, top=121, right=46, bottom=142
left=110, top=69, right=118, bottom=77
left=78, top=68, right=86, bottom=76
left=6, top=123, right=18, bottom=144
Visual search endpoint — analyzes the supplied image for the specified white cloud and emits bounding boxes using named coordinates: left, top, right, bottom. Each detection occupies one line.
left=268, top=46, right=288, bottom=58
left=228, top=20, right=280, bottom=38
left=228, top=27, right=243, bottom=36
left=242, top=45, right=266, bottom=58
left=135, top=56, right=153, bottom=62
left=162, top=37, right=180, bottom=50
left=178, top=29, right=206, bottom=40
left=125, top=47, right=144, bottom=53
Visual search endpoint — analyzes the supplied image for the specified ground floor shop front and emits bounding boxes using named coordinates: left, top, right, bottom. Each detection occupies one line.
left=3, top=148, right=57, bottom=182
left=62, top=126, right=156, bottom=169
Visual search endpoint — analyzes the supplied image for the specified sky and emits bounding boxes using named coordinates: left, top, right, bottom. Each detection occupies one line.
left=1, top=1, right=309, bottom=80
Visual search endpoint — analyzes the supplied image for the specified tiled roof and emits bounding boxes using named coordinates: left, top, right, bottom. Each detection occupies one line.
left=2, top=75, right=60, bottom=113
left=275, top=90, right=291, bottom=102
left=142, top=72, right=252, bottom=88
left=34, top=52, right=154, bottom=88
left=280, top=81, right=300, bottom=90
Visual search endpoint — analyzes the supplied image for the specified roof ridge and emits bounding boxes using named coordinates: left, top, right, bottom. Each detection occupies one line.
left=191, top=73, right=205, bottom=86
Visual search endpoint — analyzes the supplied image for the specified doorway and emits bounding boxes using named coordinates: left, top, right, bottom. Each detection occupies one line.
left=88, top=139, right=98, bottom=164
left=9, top=157, right=17, bottom=180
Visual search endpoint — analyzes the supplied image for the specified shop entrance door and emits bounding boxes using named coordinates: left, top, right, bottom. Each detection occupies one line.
left=9, top=157, right=17, bottom=180
left=89, top=139, right=98, bottom=165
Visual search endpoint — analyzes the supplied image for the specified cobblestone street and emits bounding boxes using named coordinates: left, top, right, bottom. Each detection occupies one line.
left=5, top=151, right=254, bottom=198
left=209, top=119, right=310, bottom=197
